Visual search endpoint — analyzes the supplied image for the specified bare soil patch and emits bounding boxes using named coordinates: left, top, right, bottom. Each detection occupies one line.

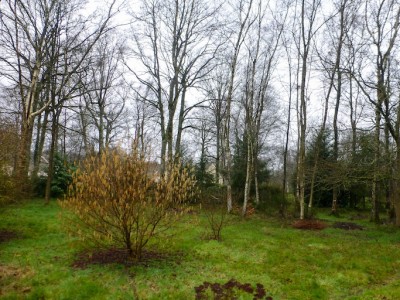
left=72, top=248, right=182, bottom=269
left=195, top=278, right=272, bottom=300
left=292, top=219, right=328, bottom=230
left=0, top=230, right=19, bottom=243
left=332, top=222, right=363, bottom=230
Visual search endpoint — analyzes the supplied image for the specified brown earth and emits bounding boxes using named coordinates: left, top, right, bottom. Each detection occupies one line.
left=292, top=219, right=328, bottom=230
left=72, top=248, right=183, bottom=269
left=0, top=230, right=19, bottom=243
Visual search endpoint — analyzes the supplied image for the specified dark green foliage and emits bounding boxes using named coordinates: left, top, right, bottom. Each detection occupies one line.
left=51, top=153, right=75, bottom=197
left=303, top=129, right=393, bottom=210
left=34, top=153, right=75, bottom=198
left=231, top=134, right=269, bottom=201
left=194, top=279, right=272, bottom=300
left=256, top=184, right=285, bottom=215
left=305, top=129, right=335, bottom=207
left=195, top=155, right=214, bottom=188
left=232, top=135, right=248, bottom=193
left=33, top=176, right=47, bottom=197
left=341, top=132, right=381, bottom=209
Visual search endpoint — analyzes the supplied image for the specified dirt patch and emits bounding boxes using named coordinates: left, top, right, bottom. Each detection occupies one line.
left=332, top=222, right=363, bottom=230
left=72, top=248, right=182, bottom=269
left=0, top=230, right=19, bottom=243
left=195, top=279, right=272, bottom=300
left=292, top=219, right=328, bottom=230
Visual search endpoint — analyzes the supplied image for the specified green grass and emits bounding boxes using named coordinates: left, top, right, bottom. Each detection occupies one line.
left=1, top=199, right=400, bottom=299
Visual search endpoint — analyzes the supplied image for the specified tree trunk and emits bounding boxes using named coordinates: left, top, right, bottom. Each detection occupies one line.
left=371, top=107, right=381, bottom=223
left=298, top=54, right=307, bottom=220
left=32, top=110, right=49, bottom=180
left=394, top=147, right=400, bottom=226
left=242, top=133, right=253, bottom=216
left=224, top=133, right=233, bottom=213
left=45, top=110, right=61, bottom=204
left=175, top=86, right=187, bottom=160
left=15, top=117, right=35, bottom=197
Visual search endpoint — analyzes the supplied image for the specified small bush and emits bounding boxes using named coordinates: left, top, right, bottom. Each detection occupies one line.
left=32, top=176, right=47, bottom=197
left=200, top=186, right=228, bottom=241
left=61, top=146, right=197, bottom=261
left=194, top=278, right=272, bottom=300
left=33, top=153, right=75, bottom=198
left=51, top=153, right=75, bottom=197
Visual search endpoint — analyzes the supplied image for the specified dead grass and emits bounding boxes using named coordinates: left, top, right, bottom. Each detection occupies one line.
left=0, top=264, right=33, bottom=296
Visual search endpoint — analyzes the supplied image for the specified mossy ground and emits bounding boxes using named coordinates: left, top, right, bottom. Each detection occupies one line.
left=1, top=199, right=400, bottom=299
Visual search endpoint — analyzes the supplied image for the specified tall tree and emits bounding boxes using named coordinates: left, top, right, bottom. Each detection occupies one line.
left=308, top=0, right=349, bottom=215
left=241, top=0, right=288, bottom=215
left=221, top=0, right=255, bottom=212
left=81, top=35, right=126, bottom=155
left=295, top=0, right=321, bottom=219
left=0, top=0, right=119, bottom=194
left=351, top=0, right=400, bottom=224
left=129, top=0, right=221, bottom=173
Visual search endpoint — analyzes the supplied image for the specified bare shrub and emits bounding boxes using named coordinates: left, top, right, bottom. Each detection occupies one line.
left=201, top=186, right=228, bottom=241
left=60, top=146, right=197, bottom=261
left=203, top=203, right=227, bottom=241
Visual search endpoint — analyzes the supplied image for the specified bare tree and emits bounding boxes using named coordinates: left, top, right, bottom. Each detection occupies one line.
left=308, top=0, right=350, bottom=216
left=0, top=0, right=119, bottom=194
left=241, top=0, right=288, bottom=216
left=352, top=0, right=400, bottom=224
left=221, top=0, right=255, bottom=212
left=295, top=0, right=321, bottom=219
left=203, top=66, right=229, bottom=185
left=129, top=0, right=222, bottom=173
left=80, top=35, right=126, bottom=155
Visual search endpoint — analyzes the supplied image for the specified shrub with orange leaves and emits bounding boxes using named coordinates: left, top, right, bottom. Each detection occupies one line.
left=60, top=146, right=197, bottom=261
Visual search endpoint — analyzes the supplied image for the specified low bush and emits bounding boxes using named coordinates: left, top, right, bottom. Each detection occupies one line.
left=200, top=185, right=228, bottom=241
left=61, top=146, right=197, bottom=261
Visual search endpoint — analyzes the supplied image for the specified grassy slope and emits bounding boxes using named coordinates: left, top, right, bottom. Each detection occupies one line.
left=1, top=199, right=400, bottom=299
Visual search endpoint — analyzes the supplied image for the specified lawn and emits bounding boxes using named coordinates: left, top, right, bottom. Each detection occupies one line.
left=1, top=199, right=400, bottom=299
